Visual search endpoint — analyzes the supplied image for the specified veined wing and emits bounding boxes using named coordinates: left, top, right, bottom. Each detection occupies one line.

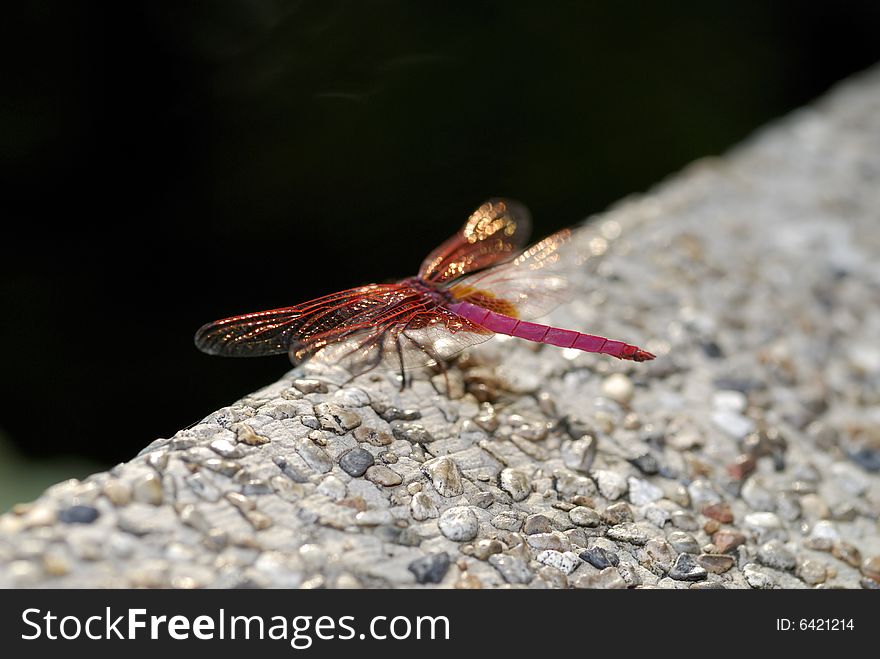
left=446, top=228, right=573, bottom=321
left=418, top=198, right=532, bottom=284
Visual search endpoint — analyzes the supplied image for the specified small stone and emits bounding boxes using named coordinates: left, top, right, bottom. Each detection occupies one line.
left=569, top=506, right=601, bottom=527
left=594, top=470, right=628, bottom=500
left=470, top=491, right=494, bottom=508
left=500, top=468, right=531, bottom=502
left=390, top=421, right=434, bottom=444
left=628, top=453, right=660, bottom=475
left=668, top=553, right=707, bottom=581
left=727, top=454, right=757, bottom=480
left=272, top=456, right=310, bottom=483
left=472, top=539, right=504, bottom=560
left=702, top=502, right=734, bottom=523
left=579, top=546, right=620, bottom=569
left=209, top=438, right=245, bottom=458
left=808, top=520, right=840, bottom=544
left=831, top=541, right=862, bottom=568
left=57, top=505, right=100, bottom=524
left=364, top=465, right=402, bottom=487
left=235, top=423, right=270, bottom=446
left=380, top=406, right=421, bottom=421
left=687, top=479, right=721, bottom=508
left=562, top=436, right=597, bottom=473
left=757, top=540, right=796, bottom=571
left=741, top=477, right=777, bottom=511
left=667, top=531, right=700, bottom=554
left=526, top=532, right=570, bottom=552
left=797, top=559, right=828, bottom=585
left=601, top=373, right=634, bottom=404
left=703, top=519, right=720, bottom=535
left=491, top=511, right=522, bottom=532
left=602, top=502, right=634, bottom=525
left=861, top=556, right=880, bottom=583
left=644, top=538, right=675, bottom=572
left=607, top=523, right=649, bottom=545
left=743, top=512, right=786, bottom=541
left=776, top=493, right=802, bottom=521
left=294, top=439, right=333, bottom=473
left=410, top=492, right=439, bottom=521
left=860, top=578, right=880, bottom=590
left=537, top=565, right=568, bottom=589
left=102, top=479, right=131, bottom=506
left=537, top=550, right=581, bottom=575
left=132, top=473, right=163, bottom=505
left=743, top=563, right=776, bottom=589
left=438, top=506, right=479, bottom=542
left=712, top=389, right=747, bottom=412
left=408, top=552, right=450, bottom=584
left=355, top=510, right=393, bottom=526
left=572, top=567, right=626, bottom=589
left=422, top=456, right=464, bottom=497
left=712, top=410, right=755, bottom=440
left=292, top=378, right=328, bottom=394
left=489, top=554, right=534, bottom=584
left=523, top=513, right=553, bottom=535
left=317, top=475, right=346, bottom=500
left=697, top=553, right=735, bottom=574
left=712, top=529, right=747, bottom=554
left=670, top=510, right=700, bottom=531
left=338, top=447, right=374, bottom=477
left=353, top=426, right=393, bottom=446
left=314, top=402, right=362, bottom=434
left=42, top=550, right=72, bottom=576
left=628, top=477, right=663, bottom=506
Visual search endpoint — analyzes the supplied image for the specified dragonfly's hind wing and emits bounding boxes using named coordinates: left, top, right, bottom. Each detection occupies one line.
left=447, top=228, right=573, bottom=321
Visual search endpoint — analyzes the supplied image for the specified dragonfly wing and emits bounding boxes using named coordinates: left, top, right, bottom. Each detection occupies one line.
left=446, top=228, right=573, bottom=320
left=418, top=199, right=532, bottom=284
left=305, top=307, right=494, bottom=376
left=195, top=284, right=418, bottom=358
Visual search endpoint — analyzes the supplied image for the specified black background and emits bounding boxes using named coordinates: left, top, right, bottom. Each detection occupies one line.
left=2, top=1, right=880, bottom=467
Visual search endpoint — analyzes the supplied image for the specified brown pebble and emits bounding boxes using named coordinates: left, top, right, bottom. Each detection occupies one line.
left=602, top=502, right=634, bottom=525
left=712, top=529, right=746, bottom=554
left=523, top=514, right=552, bottom=535
left=337, top=496, right=368, bottom=512
left=703, top=519, right=721, bottom=534
left=861, top=556, right=880, bottom=583
left=727, top=454, right=757, bottom=480
left=832, top=541, right=862, bottom=568
left=571, top=496, right=595, bottom=508
left=353, top=426, right=393, bottom=446
left=697, top=553, right=735, bottom=574
left=365, top=465, right=402, bottom=487
left=702, top=502, right=734, bottom=523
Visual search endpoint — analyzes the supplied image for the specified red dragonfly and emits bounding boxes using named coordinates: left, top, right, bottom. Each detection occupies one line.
left=195, top=199, right=654, bottom=385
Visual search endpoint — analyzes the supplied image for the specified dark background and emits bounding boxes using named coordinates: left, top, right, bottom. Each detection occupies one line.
left=2, top=1, right=879, bottom=484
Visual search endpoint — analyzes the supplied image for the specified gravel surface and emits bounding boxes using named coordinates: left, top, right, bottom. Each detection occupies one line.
left=1, top=67, right=879, bottom=589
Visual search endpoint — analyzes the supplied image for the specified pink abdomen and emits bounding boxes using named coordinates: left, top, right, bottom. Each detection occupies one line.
left=447, top=301, right=654, bottom=362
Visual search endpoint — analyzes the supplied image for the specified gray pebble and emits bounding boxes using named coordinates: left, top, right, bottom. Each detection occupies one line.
left=58, top=505, right=100, bottom=524
left=628, top=477, right=663, bottom=505
left=391, top=421, right=434, bottom=444
left=757, top=540, right=796, bottom=571
left=741, top=477, right=777, bottom=511
left=408, top=553, right=450, bottom=584
left=314, top=402, right=362, bottom=434
left=670, top=510, right=700, bottom=531
left=569, top=506, right=601, bottom=527
left=743, top=563, right=776, bottom=589
left=628, top=453, right=660, bottom=475
left=668, top=553, right=708, bottom=581
left=489, top=554, right=534, bottom=584
left=339, top=447, right=374, bottom=477
left=380, top=407, right=421, bottom=421
left=523, top=514, right=553, bottom=535
left=470, top=491, right=494, bottom=508
left=594, top=470, right=628, bottom=500
left=491, top=511, right=523, bottom=532
left=579, top=546, right=620, bottom=569
left=607, top=523, right=649, bottom=545
left=438, top=506, right=479, bottom=542
left=667, top=531, right=700, bottom=554
left=572, top=567, right=627, bottom=589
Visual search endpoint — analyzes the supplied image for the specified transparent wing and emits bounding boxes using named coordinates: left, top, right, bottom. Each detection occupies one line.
left=418, top=198, right=532, bottom=284
left=446, top=228, right=573, bottom=320
left=305, top=307, right=494, bottom=376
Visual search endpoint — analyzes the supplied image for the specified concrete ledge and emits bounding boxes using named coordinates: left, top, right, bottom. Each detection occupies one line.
left=2, top=67, right=879, bottom=589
